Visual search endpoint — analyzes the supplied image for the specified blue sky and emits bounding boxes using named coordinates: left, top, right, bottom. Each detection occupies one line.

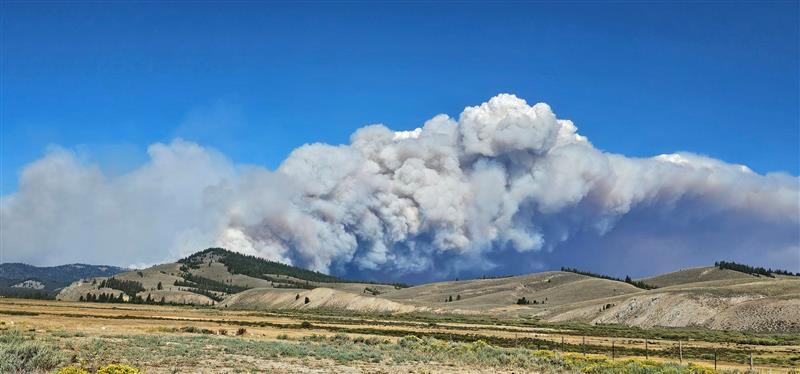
left=3, top=2, right=798, bottom=194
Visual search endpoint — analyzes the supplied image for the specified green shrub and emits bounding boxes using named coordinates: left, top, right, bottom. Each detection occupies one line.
left=398, top=335, right=424, bottom=348
left=178, top=326, right=213, bottom=334
left=302, top=334, right=326, bottom=342
left=300, top=321, right=313, bottom=328
left=236, top=328, right=247, bottom=336
left=276, top=334, right=289, bottom=340
left=96, top=363, right=144, bottom=374
left=0, top=330, right=65, bottom=373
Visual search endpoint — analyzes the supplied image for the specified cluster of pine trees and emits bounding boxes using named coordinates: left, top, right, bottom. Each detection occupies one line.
left=715, top=261, right=796, bottom=277
left=560, top=267, right=658, bottom=290
left=178, top=248, right=344, bottom=283
left=80, top=292, right=165, bottom=304
left=443, top=294, right=461, bottom=302
left=98, top=277, right=145, bottom=297
left=177, top=247, right=409, bottom=289
left=516, top=296, right=545, bottom=305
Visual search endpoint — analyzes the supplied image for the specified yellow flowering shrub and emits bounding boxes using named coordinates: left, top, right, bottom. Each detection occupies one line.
left=56, top=365, right=89, bottom=374
left=96, top=364, right=144, bottom=374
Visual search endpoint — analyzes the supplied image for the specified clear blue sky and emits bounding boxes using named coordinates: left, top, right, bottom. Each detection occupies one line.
left=3, top=2, right=798, bottom=194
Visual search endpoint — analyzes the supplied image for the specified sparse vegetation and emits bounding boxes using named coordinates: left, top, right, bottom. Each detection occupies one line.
left=174, top=272, right=248, bottom=294
left=561, top=267, right=658, bottom=290
left=22, top=329, right=740, bottom=373
left=1, top=296, right=797, bottom=371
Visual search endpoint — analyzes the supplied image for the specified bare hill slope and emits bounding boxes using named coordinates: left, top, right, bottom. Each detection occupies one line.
left=221, top=287, right=418, bottom=313
left=638, top=266, right=755, bottom=288
left=382, top=271, right=641, bottom=311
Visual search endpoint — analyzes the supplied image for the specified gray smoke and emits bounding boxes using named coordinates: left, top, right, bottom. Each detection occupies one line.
left=2, top=94, right=798, bottom=277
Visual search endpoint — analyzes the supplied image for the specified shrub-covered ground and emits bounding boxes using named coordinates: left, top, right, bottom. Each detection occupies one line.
left=0, top=329, right=759, bottom=373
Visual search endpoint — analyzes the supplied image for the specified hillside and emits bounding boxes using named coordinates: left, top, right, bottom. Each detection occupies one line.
left=56, top=248, right=401, bottom=305
left=42, top=249, right=800, bottom=332
left=637, top=266, right=755, bottom=288
left=221, top=287, right=417, bottom=313
left=0, top=263, right=128, bottom=298
left=381, top=271, right=642, bottom=312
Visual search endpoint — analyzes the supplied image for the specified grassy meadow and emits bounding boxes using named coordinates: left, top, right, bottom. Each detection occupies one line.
left=1, top=298, right=797, bottom=373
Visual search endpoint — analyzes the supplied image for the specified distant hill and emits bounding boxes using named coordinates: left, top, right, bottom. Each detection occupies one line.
left=0, top=262, right=128, bottom=298
left=56, top=247, right=402, bottom=306
left=637, top=266, right=754, bottom=288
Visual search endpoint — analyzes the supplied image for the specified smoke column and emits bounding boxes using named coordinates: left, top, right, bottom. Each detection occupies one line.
left=2, top=94, right=798, bottom=280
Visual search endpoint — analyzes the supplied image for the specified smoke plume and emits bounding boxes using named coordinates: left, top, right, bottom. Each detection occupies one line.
left=2, top=94, right=798, bottom=280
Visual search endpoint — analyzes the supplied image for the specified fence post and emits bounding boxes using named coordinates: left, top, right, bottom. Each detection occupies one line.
left=679, top=340, right=682, bottom=364
left=714, top=350, right=717, bottom=370
left=561, top=336, right=564, bottom=352
left=582, top=336, right=586, bottom=357
left=645, top=339, right=648, bottom=359
left=612, top=339, right=615, bottom=361
left=750, top=352, right=753, bottom=370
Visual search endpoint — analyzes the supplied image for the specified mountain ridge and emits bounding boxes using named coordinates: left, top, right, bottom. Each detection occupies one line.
left=5, top=248, right=798, bottom=332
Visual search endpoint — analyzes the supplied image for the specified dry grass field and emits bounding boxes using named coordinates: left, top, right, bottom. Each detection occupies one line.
left=1, top=298, right=798, bottom=373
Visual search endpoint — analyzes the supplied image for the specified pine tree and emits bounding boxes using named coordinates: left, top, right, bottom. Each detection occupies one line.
left=456, top=294, right=461, bottom=301
left=157, top=281, right=163, bottom=290
left=304, top=297, right=310, bottom=304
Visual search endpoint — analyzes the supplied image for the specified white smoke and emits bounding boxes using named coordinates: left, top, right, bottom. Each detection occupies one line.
left=2, top=94, right=798, bottom=276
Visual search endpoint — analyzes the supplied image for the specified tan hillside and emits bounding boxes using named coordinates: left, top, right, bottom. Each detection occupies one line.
left=54, top=248, right=800, bottom=332
left=56, top=248, right=400, bottom=307
left=189, top=261, right=399, bottom=295
left=382, top=271, right=642, bottom=311
left=55, top=264, right=217, bottom=305
left=544, top=276, right=800, bottom=332
left=638, top=266, right=755, bottom=288
left=220, top=287, right=419, bottom=313
left=56, top=282, right=126, bottom=301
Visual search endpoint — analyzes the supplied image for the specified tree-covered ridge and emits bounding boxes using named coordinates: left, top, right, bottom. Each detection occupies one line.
left=99, top=277, right=145, bottom=297
left=560, top=267, right=658, bottom=290
left=178, top=248, right=345, bottom=283
left=715, top=260, right=796, bottom=277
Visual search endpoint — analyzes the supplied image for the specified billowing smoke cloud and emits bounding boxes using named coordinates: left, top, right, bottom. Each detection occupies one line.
left=2, top=94, right=798, bottom=280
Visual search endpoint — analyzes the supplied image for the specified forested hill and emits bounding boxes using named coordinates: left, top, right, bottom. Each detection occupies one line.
left=178, top=248, right=346, bottom=283
left=0, top=263, right=128, bottom=290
